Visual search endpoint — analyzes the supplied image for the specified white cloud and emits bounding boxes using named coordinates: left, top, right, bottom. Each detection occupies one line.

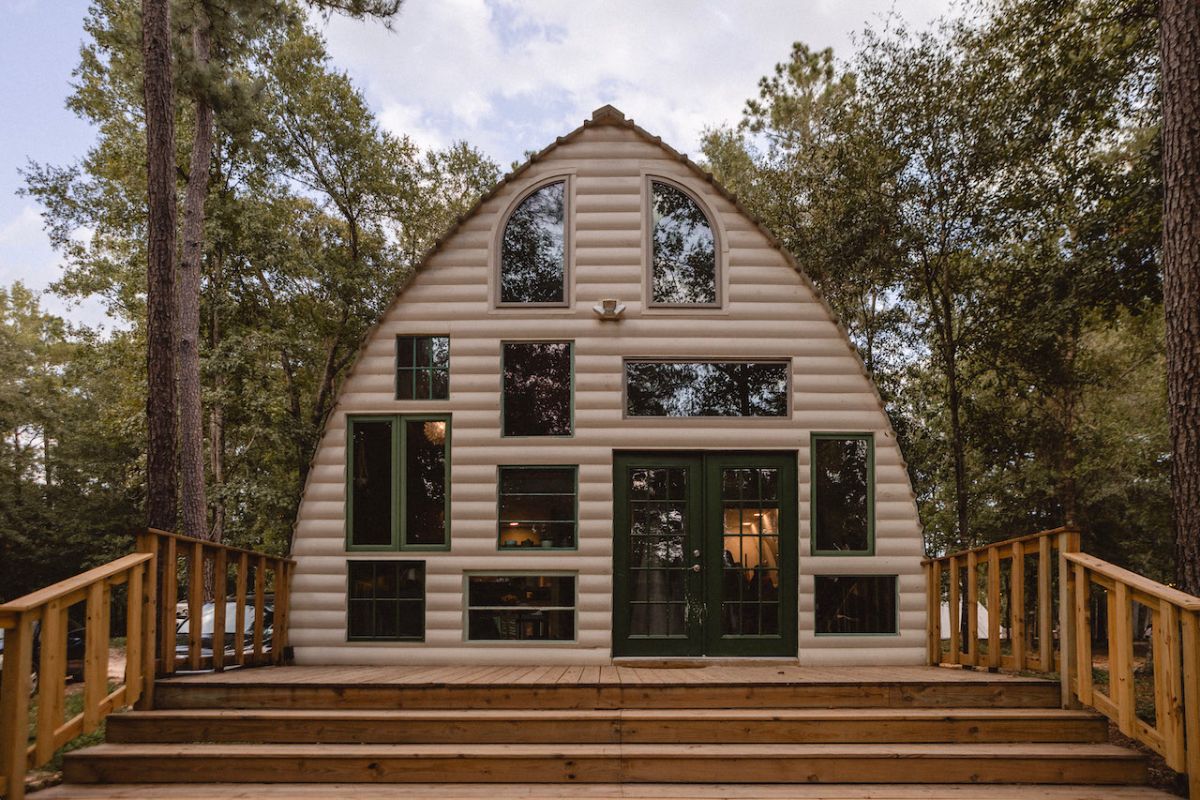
left=315, top=0, right=953, bottom=166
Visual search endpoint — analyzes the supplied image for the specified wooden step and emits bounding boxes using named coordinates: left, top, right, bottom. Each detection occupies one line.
left=62, top=742, right=1147, bottom=785
left=31, top=783, right=1183, bottom=799
left=152, top=678, right=1062, bottom=710
left=105, top=707, right=1108, bottom=745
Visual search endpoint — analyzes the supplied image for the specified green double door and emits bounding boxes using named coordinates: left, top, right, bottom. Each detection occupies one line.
left=612, top=452, right=797, bottom=657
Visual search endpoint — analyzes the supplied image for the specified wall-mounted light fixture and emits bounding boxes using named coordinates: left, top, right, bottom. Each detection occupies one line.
left=593, top=298, right=626, bottom=320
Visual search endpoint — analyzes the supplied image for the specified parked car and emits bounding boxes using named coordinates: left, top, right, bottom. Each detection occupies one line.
left=175, top=598, right=273, bottom=661
left=0, top=621, right=87, bottom=693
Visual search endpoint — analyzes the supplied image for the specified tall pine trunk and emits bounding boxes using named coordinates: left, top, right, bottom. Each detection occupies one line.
left=178, top=10, right=213, bottom=543
left=1161, top=0, right=1200, bottom=595
left=141, top=0, right=178, bottom=532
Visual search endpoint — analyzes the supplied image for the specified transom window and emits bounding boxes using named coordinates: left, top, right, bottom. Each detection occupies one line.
left=812, top=434, right=873, bottom=554
left=347, top=415, right=450, bottom=550
left=500, top=180, right=566, bottom=304
left=498, top=466, right=578, bottom=550
left=650, top=180, right=717, bottom=306
left=502, top=342, right=573, bottom=436
left=466, top=574, right=576, bottom=641
left=395, top=335, right=449, bottom=400
left=814, top=575, right=897, bottom=635
left=347, top=560, right=425, bottom=641
left=624, top=360, right=789, bottom=417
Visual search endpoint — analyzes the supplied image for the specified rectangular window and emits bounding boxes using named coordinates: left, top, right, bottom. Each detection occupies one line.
left=347, top=560, right=425, bottom=641
left=814, top=575, right=897, bottom=635
left=498, top=467, right=577, bottom=550
left=624, top=360, right=789, bottom=417
left=349, top=418, right=394, bottom=547
left=466, top=574, right=576, bottom=641
left=812, top=434, right=873, bottom=554
left=502, top=342, right=573, bottom=436
left=347, top=415, right=450, bottom=550
left=396, top=336, right=449, bottom=400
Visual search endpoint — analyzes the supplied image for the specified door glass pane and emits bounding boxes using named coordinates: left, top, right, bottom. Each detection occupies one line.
left=719, top=467, right=782, bottom=638
left=627, top=466, right=689, bottom=638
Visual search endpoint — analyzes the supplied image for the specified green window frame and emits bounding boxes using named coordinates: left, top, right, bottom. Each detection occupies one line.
left=813, top=574, right=899, bottom=636
left=497, top=466, right=578, bottom=551
left=346, top=560, right=426, bottom=642
left=395, top=335, right=450, bottom=400
left=345, top=414, right=451, bottom=552
left=500, top=341, right=574, bottom=437
left=810, top=433, right=875, bottom=556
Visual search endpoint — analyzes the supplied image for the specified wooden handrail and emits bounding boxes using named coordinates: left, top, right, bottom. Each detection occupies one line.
left=0, top=531, right=292, bottom=800
left=0, top=551, right=155, bottom=800
left=926, top=527, right=1200, bottom=798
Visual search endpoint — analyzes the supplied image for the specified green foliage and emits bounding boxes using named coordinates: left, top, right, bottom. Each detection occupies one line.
left=704, top=1, right=1169, bottom=577
left=4, top=0, right=497, bottom=576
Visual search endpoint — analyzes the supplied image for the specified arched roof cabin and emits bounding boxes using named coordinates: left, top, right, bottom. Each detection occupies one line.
left=290, top=105, right=925, bottom=666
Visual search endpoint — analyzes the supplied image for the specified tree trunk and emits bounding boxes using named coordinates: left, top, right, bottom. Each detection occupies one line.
left=141, top=0, right=178, bottom=532
left=1161, top=0, right=1200, bottom=595
left=178, top=10, right=213, bottom=543
left=209, top=251, right=225, bottom=544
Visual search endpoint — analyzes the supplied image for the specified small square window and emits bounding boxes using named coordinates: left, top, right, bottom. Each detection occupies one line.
left=498, top=467, right=577, bottom=550
left=814, top=575, right=897, bottom=635
left=347, top=560, right=425, bottom=641
left=396, top=336, right=449, bottom=400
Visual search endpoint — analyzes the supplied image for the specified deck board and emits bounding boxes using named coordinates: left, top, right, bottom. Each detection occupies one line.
left=32, top=784, right=1180, bottom=799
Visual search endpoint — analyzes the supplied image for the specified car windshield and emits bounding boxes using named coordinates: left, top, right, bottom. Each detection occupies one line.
left=176, top=603, right=260, bottom=635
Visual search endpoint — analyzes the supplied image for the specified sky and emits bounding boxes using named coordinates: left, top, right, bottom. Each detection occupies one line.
left=0, top=0, right=950, bottom=329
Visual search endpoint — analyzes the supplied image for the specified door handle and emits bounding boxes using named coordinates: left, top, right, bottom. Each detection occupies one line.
left=693, top=549, right=701, bottom=558
left=692, top=564, right=701, bottom=572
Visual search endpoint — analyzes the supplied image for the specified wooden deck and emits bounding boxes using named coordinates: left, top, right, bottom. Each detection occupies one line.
left=158, top=663, right=1040, bottom=687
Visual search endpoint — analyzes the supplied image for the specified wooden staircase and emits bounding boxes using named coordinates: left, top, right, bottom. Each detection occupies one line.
left=32, top=666, right=1175, bottom=798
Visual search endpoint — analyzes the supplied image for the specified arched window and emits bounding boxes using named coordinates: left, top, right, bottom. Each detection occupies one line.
left=500, top=180, right=566, bottom=304
left=650, top=181, right=717, bottom=306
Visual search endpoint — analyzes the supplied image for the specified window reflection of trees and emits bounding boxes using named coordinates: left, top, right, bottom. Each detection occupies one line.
left=814, top=438, right=869, bottom=552
left=502, top=342, right=572, bottom=436
left=501, top=182, right=565, bottom=304
left=628, top=467, right=689, bottom=637
left=651, top=182, right=716, bottom=304
left=626, top=361, right=788, bottom=417
left=404, top=420, right=447, bottom=545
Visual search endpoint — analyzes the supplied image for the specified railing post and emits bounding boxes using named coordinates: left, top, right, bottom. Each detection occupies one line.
left=1072, top=562, right=1094, bottom=707
left=0, top=613, right=34, bottom=800
left=1181, top=609, right=1200, bottom=800
left=926, top=561, right=941, bottom=665
left=1011, top=541, right=1026, bottom=671
left=967, top=549, right=979, bottom=667
left=1057, top=530, right=1079, bottom=708
left=987, top=546, right=1001, bottom=671
left=948, top=555, right=961, bottom=665
left=136, top=538, right=158, bottom=710
left=1038, top=534, right=1053, bottom=671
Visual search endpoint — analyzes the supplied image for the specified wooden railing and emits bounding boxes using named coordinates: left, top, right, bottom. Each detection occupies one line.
left=925, top=526, right=1200, bottom=798
left=0, top=530, right=292, bottom=800
left=139, top=529, right=292, bottom=675
left=0, top=553, right=154, bottom=800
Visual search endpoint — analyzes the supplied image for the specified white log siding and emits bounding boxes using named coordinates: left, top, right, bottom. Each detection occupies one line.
left=289, top=106, right=926, bottom=666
